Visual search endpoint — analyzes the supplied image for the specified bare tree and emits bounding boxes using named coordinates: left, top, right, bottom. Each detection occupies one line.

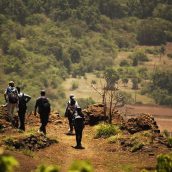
left=91, top=68, right=125, bottom=124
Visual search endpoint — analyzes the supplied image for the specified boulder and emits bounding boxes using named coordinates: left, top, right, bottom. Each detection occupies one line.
left=83, top=104, right=108, bottom=125
left=123, top=113, right=159, bottom=134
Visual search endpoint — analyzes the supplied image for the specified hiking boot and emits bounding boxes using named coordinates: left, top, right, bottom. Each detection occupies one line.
left=74, top=145, right=85, bottom=149
left=67, top=130, right=73, bottom=135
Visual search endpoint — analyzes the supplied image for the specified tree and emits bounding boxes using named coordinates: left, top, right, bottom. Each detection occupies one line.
left=104, top=67, right=119, bottom=90
left=137, top=19, right=167, bottom=45
left=132, top=78, right=139, bottom=90
left=92, top=69, right=125, bottom=124
left=69, top=48, right=81, bottom=63
left=122, top=78, right=129, bottom=87
left=99, top=0, right=126, bottom=19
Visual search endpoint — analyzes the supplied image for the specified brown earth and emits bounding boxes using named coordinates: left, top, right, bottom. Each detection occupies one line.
left=0, top=104, right=172, bottom=172
left=124, top=104, right=172, bottom=132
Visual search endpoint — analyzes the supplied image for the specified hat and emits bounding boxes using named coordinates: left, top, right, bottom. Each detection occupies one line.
left=40, top=90, right=46, bottom=94
left=69, top=94, right=75, bottom=99
left=9, top=81, right=14, bottom=84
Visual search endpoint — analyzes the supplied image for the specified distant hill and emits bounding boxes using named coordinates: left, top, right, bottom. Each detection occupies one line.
left=0, top=0, right=172, bottom=109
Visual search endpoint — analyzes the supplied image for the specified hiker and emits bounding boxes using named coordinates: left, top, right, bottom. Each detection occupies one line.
left=65, top=94, right=79, bottom=134
left=4, top=81, right=18, bottom=125
left=16, top=87, right=31, bottom=131
left=73, top=107, right=85, bottom=149
left=34, top=90, right=51, bottom=135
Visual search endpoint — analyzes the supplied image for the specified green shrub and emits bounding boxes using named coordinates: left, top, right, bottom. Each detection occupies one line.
left=130, top=51, right=149, bottom=66
left=108, top=134, right=123, bottom=144
left=71, top=81, right=79, bottom=90
left=162, top=129, right=170, bottom=138
left=131, top=142, right=144, bottom=152
left=95, top=124, right=120, bottom=138
left=167, top=137, right=172, bottom=148
left=8, top=42, right=27, bottom=59
left=157, top=153, right=172, bottom=172
left=69, top=160, right=93, bottom=172
left=26, top=14, right=48, bottom=25
left=91, top=80, right=96, bottom=84
left=120, top=59, right=130, bottom=67
left=167, top=53, right=172, bottom=59
left=35, top=164, right=60, bottom=172
left=77, top=97, right=95, bottom=109
left=145, top=47, right=160, bottom=55
left=0, top=152, right=19, bottom=172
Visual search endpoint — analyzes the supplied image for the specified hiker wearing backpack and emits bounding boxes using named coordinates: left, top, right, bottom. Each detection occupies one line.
left=65, top=94, right=79, bottom=135
left=4, top=81, right=18, bottom=125
left=16, top=87, right=31, bottom=131
left=73, top=107, right=85, bottom=149
left=34, top=90, right=51, bottom=135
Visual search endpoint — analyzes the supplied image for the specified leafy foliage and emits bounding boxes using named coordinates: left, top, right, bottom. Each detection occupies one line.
left=142, top=70, right=172, bottom=106
left=95, top=124, right=120, bottom=138
left=157, top=153, right=172, bottom=172
left=0, top=152, right=19, bottom=172
left=69, top=160, right=94, bottom=172
left=35, top=165, right=60, bottom=172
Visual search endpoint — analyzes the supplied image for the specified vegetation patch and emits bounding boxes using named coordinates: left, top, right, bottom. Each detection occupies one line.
left=94, top=124, right=120, bottom=138
left=4, top=134, right=58, bottom=151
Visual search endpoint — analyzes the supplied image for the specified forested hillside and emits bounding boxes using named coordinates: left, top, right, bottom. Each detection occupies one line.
left=0, top=0, right=172, bottom=109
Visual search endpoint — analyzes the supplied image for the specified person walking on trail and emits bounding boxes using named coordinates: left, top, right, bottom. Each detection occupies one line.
left=65, top=94, right=79, bottom=135
left=34, top=90, right=51, bottom=135
left=73, top=107, right=85, bottom=149
left=4, top=81, right=18, bottom=125
left=16, top=87, right=31, bottom=131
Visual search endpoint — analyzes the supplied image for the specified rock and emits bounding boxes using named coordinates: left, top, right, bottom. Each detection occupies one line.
left=123, top=113, right=159, bottom=134
left=54, top=120, right=63, bottom=125
left=83, top=104, right=108, bottom=125
left=149, top=153, right=155, bottom=156
left=4, top=134, right=58, bottom=151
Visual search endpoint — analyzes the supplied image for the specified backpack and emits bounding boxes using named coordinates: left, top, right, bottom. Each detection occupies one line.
left=8, top=88, right=18, bottom=104
left=40, top=98, right=50, bottom=114
left=18, top=93, right=27, bottom=111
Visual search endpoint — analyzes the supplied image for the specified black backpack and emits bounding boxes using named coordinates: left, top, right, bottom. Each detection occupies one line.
left=8, top=88, right=18, bottom=104
left=40, top=98, right=50, bottom=114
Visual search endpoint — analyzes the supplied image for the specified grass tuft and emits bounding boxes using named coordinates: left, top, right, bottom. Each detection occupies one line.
left=94, top=124, right=120, bottom=139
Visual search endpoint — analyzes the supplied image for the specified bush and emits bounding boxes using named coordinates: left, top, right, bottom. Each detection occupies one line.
left=131, top=142, right=144, bottom=152
left=8, top=42, right=27, bottom=59
left=137, top=19, right=167, bottom=45
left=69, top=160, right=93, bottom=172
left=0, top=153, right=19, bottom=172
left=129, top=51, right=149, bottom=66
left=26, top=14, right=48, bottom=25
left=145, top=47, right=160, bottom=55
left=35, top=164, right=60, bottom=172
left=95, top=124, right=120, bottom=138
left=167, top=53, right=172, bottom=59
left=91, top=80, right=96, bottom=84
left=120, top=59, right=130, bottom=67
left=157, top=153, right=172, bottom=172
left=108, top=134, right=123, bottom=144
left=167, top=137, right=172, bottom=148
left=71, top=81, right=79, bottom=90
left=77, top=97, right=95, bottom=109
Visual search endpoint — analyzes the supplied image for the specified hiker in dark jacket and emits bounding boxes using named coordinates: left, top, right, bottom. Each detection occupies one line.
left=16, top=87, right=31, bottom=131
left=4, top=81, right=18, bottom=125
left=65, top=94, right=79, bottom=134
left=73, top=107, right=85, bottom=149
left=34, top=90, right=51, bottom=135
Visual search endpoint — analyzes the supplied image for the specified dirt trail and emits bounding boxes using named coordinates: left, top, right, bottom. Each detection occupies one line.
left=34, top=118, right=109, bottom=172
left=2, top=115, right=171, bottom=172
